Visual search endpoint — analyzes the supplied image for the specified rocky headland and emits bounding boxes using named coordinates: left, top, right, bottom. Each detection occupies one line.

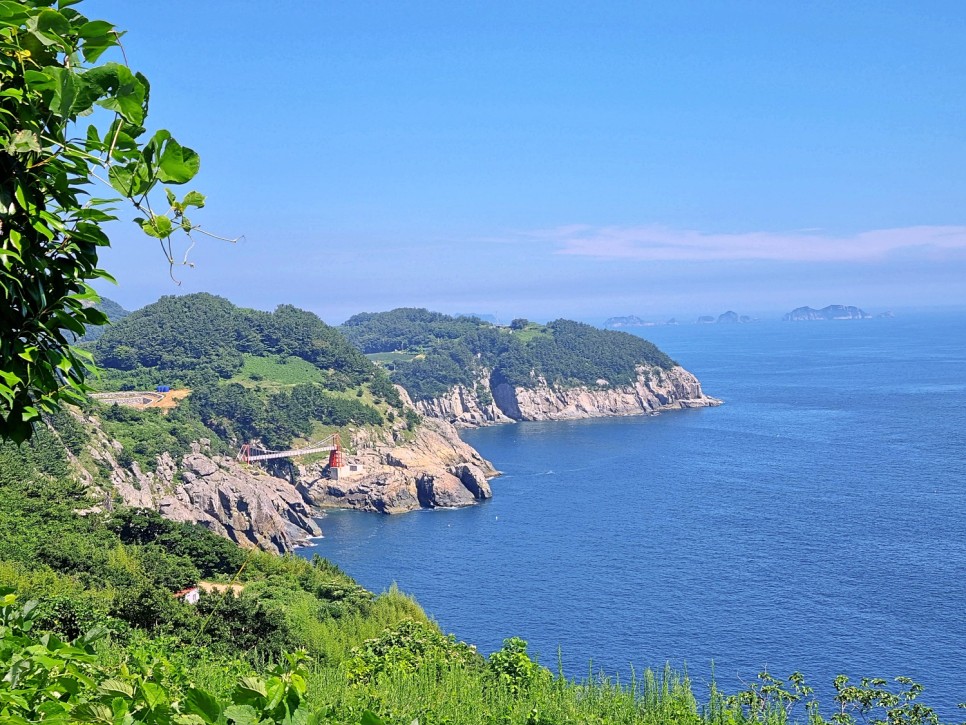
left=299, top=406, right=495, bottom=514
left=67, top=397, right=496, bottom=552
left=414, top=365, right=721, bottom=429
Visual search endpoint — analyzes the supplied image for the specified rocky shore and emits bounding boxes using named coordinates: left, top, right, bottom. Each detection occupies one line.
left=68, top=399, right=497, bottom=552
left=70, top=366, right=717, bottom=552
left=415, top=365, right=721, bottom=428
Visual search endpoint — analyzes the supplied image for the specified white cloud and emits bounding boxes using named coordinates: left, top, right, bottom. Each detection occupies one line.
left=521, top=224, right=966, bottom=263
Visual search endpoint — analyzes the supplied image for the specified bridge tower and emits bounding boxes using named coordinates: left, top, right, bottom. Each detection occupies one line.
left=327, top=433, right=342, bottom=469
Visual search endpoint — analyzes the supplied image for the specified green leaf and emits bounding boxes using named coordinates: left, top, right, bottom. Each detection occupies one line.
left=138, top=214, right=173, bottom=239
left=0, top=2, right=30, bottom=23
left=184, top=688, right=223, bottom=724
left=80, top=23, right=120, bottom=63
left=235, top=677, right=268, bottom=702
left=264, top=678, right=286, bottom=711
left=182, top=190, right=206, bottom=208
left=85, top=124, right=101, bottom=152
left=108, top=162, right=150, bottom=198
left=99, top=678, right=135, bottom=698
left=360, top=711, right=387, bottom=725
left=158, top=138, right=200, bottom=183
left=48, top=66, right=78, bottom=117
left=78, top=19, right=114, bottom=39
left=72, top=703, right=114, bottom=722
left=75, top=64, right=118, bottom=112
left=224, top=704, right=260, bottom=725
left=0, top=370, right=22, bottom=387
left=95, top=64, right=147, bottom=125
left=36, top=9, right=70, bottom=42
left=140, top=681, right=167, bottom=710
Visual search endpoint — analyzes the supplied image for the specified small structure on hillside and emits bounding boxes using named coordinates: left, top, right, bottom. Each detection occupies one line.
left=173, top=587, right=200, bottom=605
left=330, top=462, right=365, bottom=480
left=326, top=442, right=364, bottom=480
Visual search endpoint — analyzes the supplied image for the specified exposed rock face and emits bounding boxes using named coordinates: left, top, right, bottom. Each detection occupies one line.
left=80, top=417, right=321, bottom=553
left=495, top=365, right=719, bottom=422
left=299, top=409, right=496, bottom=515
left=415, top=370, right=514, bottom=427
left=418, top=365, right=720, bottom=428
left=70, top=394, right=500, bottom=548
left=783, top=305, right=871, bottom=321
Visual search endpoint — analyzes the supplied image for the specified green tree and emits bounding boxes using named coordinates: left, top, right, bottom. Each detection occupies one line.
left=0, top=1, right=210, bottom=441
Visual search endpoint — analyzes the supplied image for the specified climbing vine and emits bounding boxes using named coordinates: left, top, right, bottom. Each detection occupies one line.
left=0, top=0, right=217, bottom=441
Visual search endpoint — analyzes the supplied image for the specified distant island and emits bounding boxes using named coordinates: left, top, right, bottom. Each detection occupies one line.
left=783, top=305, right=872, bottom=321
left=697, top=311, right=756, bottom=324
left=603, top=315, right=675, bottom=328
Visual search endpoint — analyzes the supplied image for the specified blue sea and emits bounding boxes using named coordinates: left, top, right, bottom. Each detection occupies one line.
left=299, top=314, right=966, bottom=717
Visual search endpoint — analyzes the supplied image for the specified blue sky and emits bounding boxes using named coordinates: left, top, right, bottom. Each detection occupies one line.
left=89, top=1, right=966, bottom=323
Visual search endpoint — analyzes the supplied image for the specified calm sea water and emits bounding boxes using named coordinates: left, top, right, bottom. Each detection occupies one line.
left=300, top=314, right=966, bottom=717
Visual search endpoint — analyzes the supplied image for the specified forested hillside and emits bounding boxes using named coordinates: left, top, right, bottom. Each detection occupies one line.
left=341, top=308, right=676, bottom=400
left=91, top=294, right=402, bottom=449
left=94, top=293, right=373, bottom=389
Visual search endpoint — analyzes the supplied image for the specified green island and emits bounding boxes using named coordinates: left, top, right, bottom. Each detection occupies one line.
left=0, top=2, right=956, bottom=723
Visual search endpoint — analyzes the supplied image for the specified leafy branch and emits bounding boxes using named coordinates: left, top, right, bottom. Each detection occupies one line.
left=0, top=0, right=234, bottom=441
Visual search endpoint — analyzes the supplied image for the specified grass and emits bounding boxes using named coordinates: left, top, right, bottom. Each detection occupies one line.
left=511, top=323, right=552, bottom=345
left=302, top=658, right=707, bottom=725
left=234, top=354, right=330, bottom=388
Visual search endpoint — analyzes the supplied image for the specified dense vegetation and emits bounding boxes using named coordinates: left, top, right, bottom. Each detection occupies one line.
left=89, top=293, right=401, bottom=450
left=0, top=0, right=213, bottom=441
left=341, top=308, right=677, bottom=400
left=94, top=293, right=374, bottom=389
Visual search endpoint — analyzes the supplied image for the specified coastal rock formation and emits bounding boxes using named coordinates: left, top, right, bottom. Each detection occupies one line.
left=783, top=305, right=871, bottom=321
left=70, top=396, right=499, bottom=549
left=79, top=417, right=321, bottom=552
left=417, top=365, right=720, bottom=428
left=415, top=371, right=514, bottom=427
left=299, top=402, right=497, bottom=514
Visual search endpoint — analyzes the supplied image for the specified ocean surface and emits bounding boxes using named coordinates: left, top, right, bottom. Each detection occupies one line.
left=299, top=314, right=966, bottom=717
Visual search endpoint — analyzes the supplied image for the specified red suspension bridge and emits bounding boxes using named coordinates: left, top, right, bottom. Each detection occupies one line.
left=237, top=433, right=343, bottom=466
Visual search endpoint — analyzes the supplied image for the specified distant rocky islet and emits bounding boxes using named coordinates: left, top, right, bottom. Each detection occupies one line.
left=605, top=305, right=894, bottom=328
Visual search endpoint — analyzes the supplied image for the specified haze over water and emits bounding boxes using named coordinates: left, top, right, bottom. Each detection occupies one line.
left=301, top=314, right=966, bottom=717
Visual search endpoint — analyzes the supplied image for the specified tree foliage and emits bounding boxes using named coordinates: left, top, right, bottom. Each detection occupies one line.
left=345, top=308, right=677, bottom=401
left=0, top=1, right=211, bottom=441
left=94, top=293, right=375, bottom=389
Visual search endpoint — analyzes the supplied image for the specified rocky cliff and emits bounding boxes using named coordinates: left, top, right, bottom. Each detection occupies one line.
left=72, top=413, right=321, bottom=553
left=416, top=364, right=720, bottom=427
left=67, top=395, right=498, bottom=551
left=300, top=390, right=497, bottom=514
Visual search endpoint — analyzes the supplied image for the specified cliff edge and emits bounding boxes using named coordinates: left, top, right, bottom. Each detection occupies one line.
left=415, top=365, right=720, bottom=428
left=299, top=404, right=496, bottom=514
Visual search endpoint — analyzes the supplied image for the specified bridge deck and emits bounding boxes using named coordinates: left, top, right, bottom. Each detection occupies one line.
left=246, top=444, right=337, bottom=462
